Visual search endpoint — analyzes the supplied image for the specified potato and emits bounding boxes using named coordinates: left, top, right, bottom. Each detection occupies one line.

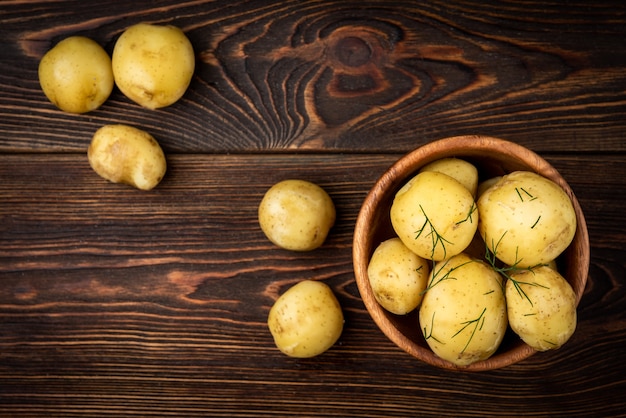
left=267, top=280, right=344, bottom=358
left=88, top=124, right=166, bottom=191
left=367, top=238, right=430, bottom=315
left=390, top=171, right=478, bottom=261
left=112, top=23, right=195, bottom=109
left=476, top=176, right=502, bottom=198
left=258, top=179, right=335, bottom=251
left=506, top=266, right=577, bottom=351
left=420, top=158, right=479, bottom=197
left=38, top=36, right=113, bottom=114
left=419, top=253, right=508, bottom=366
left=477, top=171, right=576, bottom=268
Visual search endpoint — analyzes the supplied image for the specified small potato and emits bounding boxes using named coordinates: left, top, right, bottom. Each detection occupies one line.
left=419, top=253, right=508, bottom=366
left=476, top=176, right=502, bottom=198
left=420, top=158, right=479, bottom=197
left=390, top=171, right=478, bottom=261
left=477, top=171, right=576, bottom=268
left=267, top=280, right=344, bottom=358
left=38, top=36, right=113, bottom=113
left=112, top=23, right=195, bottom=109
left=506, top=266, right=577, bottom=351
left=258, top=179, right=335, bottom=251
left=88, top=124, right=166, bottom=191
left=367, top=238, right=430, bottom=315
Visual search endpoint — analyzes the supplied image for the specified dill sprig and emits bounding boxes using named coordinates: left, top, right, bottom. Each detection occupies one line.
left=452, top=307, right=487, bottom=354
left=415, top=204, right=453, bottom=260
left=455, top=202, right=477, bottom=226
left=484, top=231, right=548, bottom=306
left=422, top=311, right=444, bottom=345
left=422, top=258, right=472, bottom=294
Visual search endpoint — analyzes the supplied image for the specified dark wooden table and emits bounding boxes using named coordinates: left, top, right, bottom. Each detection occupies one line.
left=1, top=1, right=625, bottom=417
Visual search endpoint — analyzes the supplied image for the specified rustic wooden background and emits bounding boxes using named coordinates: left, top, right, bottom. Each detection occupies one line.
left=1, top=1, right=625, bottom=417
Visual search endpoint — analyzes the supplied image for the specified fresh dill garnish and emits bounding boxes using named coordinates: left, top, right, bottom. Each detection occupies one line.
left=422, top=258, right=472, bottom=294
left=455, top=202, right=477, bottom=226
left=422, top=311, right=444, bottom=345
left=531, top=215, right=541, bottom=229
left=515, top=187, right=537, bottom=202
left=452, top=307, right=487, bottom=354
left=414, top=204, right=453, bottom=259
left=484, top=231, right=549, bottom=306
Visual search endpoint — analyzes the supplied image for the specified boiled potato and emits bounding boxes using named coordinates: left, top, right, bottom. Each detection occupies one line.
left=420, top=158, right=479, bottom=197
left=38, top=36, right=113, bottom=114
left=367, top=238, right=430, bottom=315
left=112, top=23, right=195, bottom=109
left=419, top=253, right=508, bottom=366
left=477, top=171, right=576, bottom=268
left=390, top=171, right=478, bottom=261
left=258, top=179, right=335, bottom=251
left=267, top=280, right=344, bottom=358
left=88, top=124, right=166, bottom=191
left=506, top=266, right=577, bottom=351
left=476, top=176, right=502, bottom=198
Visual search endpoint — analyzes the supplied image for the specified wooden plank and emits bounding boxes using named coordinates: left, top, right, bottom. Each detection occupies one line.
left=1, top=153, right=625, bottom=417
left=1, top=1, right=625, bottom=153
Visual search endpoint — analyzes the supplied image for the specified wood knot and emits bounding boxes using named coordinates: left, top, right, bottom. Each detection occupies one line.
left=333, top=36, right=372, bottom=68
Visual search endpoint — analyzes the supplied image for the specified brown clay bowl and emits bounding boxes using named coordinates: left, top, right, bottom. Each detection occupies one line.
left=353, top=135, right=590, bottom=371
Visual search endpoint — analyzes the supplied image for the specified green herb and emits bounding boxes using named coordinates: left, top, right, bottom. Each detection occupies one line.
left=452, top=307, right=487, bottom=354
left=422, top=258, right=472, bottom=293
left=484, top=231, right=548, bottom=306
left=415, top=204, right=453, bottom=259
left=515, top=187, right=537, bottom=202
left=455, top=202, right=477, bottom=226
left=531, top=215, right=541, bottom=229
left=422, top=311, right=444, bottom=345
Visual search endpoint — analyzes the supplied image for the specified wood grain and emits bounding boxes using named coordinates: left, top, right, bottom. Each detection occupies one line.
left=1, top=153, right=625, bottom=417
left=1, top=1, right=625, bottom=153
left=1, top=1, right=626, bottom=417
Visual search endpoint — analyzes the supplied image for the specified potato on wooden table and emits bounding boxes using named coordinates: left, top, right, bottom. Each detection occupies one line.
left=38, top=36, right=113, bottom=114
left=88, top=124, right=166, bottom=191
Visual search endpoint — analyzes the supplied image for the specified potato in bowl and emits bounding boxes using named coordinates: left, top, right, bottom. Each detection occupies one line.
left=352, top=135, right=589, bottom=371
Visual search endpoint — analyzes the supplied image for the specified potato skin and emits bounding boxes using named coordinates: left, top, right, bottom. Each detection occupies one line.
left=38, top=36, right=113, bottom=114
left=258, top=179, right=335, bottom=251
left=477, top=171, right=576, bottom=268
left=367, top=238, right=430, bottom=315
left=506, top=266, right=577, bottom=351
left=390, top=171, right=478, bottom=261
left=112, top=23, right=195, bottom=109
left=267, top=280, right=344, bottom=358
left=88, top=124, right=166, bottom=191
left=419, top=253, right=508, bottom=366
left=419, top=157, right=479, bottom=197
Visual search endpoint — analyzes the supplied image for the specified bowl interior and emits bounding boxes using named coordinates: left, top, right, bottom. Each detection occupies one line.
left=353, top=135, right=590, bottom=371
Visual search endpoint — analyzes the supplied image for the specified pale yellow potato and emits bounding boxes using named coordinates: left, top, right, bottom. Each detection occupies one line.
left=506, top=266, right=577, bottom=351
left=88, top=124, right=166, bottom=191
left=419, top=253, right=508, bottom=366
left=390, top=171, right=478, bottom=261
left=476, top=176, right=502, bottom=198
left=38, top=36, right=113, bottom=114
left=420, top=158, right=479, bottom=197
left=267, top=280, right=344, bottom=358
left=477, top=171, right=576, bottom=268
left=258, top=179, right=335, bottom=251
left=367, top=238, right=430, bottom=315
left=112, top=23, right=195, bottom=109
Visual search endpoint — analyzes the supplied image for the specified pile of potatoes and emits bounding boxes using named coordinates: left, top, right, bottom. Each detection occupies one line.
left=367, top=158, right=578, bottom=366
left=38, top=23, right=195, bottom=190
left=259, top=179, right=345, bottom=358
left=40, top=24, right=344, bottom=359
